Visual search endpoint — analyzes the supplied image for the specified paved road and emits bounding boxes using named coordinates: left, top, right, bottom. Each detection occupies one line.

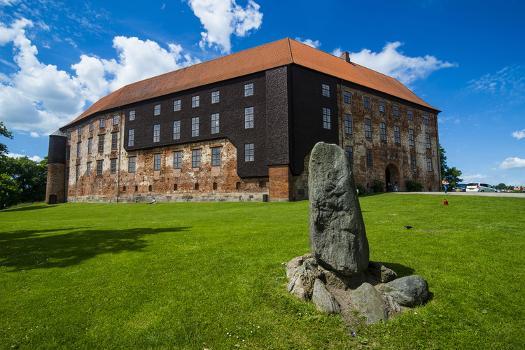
left=393, top=191, right=525, bottom=198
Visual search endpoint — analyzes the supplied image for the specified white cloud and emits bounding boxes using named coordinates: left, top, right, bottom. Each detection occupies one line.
left=29, top=131, right=39, bottom=137
left=295, top=37, right=320, bottom=48
left=500, top=157, right=525, bottom=169
left=462, top=174, right=487, bottom=182
left=333, top=42, right=456, bottom=85
left=0, top=0, right=17, bottom=6
left=7, top=152, right=42, bottom=162
left=468, top=65, right=525, bottom=98
left=0, top=18, right=198, bottom=135
left=511, top=129, right=525, bottom=140
left=188, top=0, right=263, bottom=53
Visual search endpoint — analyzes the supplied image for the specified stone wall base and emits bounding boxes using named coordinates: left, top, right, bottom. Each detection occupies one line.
left=68, top=191, right=268, bottom=203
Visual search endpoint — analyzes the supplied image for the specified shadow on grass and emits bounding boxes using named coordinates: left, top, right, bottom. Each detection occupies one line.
left=1, top=204, right=56, bottom=213
left=0, top=226, right=189, bottom=271
left=381, top=262, right=416, bottom=277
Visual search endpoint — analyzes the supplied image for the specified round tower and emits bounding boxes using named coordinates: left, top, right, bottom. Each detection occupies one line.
left=46, top=131, right=68, bottom=204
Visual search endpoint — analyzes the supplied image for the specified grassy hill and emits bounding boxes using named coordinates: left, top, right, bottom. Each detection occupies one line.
left=1, top=195, right=523, bottom=349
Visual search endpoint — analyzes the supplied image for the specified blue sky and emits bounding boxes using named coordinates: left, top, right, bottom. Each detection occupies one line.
left=1, top=0, right=524, bottom=185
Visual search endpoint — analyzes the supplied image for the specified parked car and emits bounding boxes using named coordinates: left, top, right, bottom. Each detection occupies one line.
left=466, top=183, right=496, bottom=192
left=453, top=183, right=467, bottom=192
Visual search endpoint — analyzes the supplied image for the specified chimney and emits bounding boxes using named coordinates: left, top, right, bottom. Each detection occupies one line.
left=339, top=51, right=351, bottom=63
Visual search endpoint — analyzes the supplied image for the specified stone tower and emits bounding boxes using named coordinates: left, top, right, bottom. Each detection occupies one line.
left=45, top=130, right=68, bottom=204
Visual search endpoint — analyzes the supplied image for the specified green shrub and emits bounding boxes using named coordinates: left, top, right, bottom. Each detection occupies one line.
left=356, top=183, right=366, bottom=196
left=405, top=180, right=423, bottom=192
left=371, top=180, right=385, bottom=193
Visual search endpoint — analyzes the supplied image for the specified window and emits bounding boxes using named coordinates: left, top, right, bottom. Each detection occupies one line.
left=343, top=91, right=352, bottom=104
left=99, top=118, right=105, bottom=128
left=423, top=114, right=429, bottom=126
left=393, top=105, right=400, bottom=118
left=345, top=146, right=353, bottom=163
left=173, top=151, right=182, bottom=169
left=128, top=156, right=136, bottom=173
left=129, top=110, right=135, bottom=121
left=321, top=83, right=330, bottom=97
left=75, top=164, right=80, bottom=181
left=364, top=118, right=372, bottom=139
left=153, top=124, right=160, bottom=143
left=112, top=114, right=119, bottom=125
left=173, top=99, right=181, bottom=111
left=379, top=101, right=385, bottom=114
left=89, top=123, right=94, bottom=132
left=192, top=96, right=200, bottom=108
left=408, top=128, right=415, bottom=147
left=244, top=143, right=254, bottom=162
left=244, top=83, right=254, bottom=97
left=411, top=156, right=417, bottom=172
left=192, top=149, right=201, bottom=168
left=128, top=129, right=135, bottom=147
left=154, top=104, right=161, bottom=116
left=87, top=137, right=93, bottom=154
left=322, top=107, right=331, bottom=129
left=380, top=122, right=387, bottom=142
left=426, top=157, right=433, bottom=172
left=110, top=158, right=117, bottom=174
left=76, top=142, right=81, bottom=158
left=96, top=160, right=103, bottom=175
left=211, top=113, right=220, bottom=134
left=211, top=147, right=221, bottom=166
left=366, top=149, right=373, bottom=168
left=67, top=130, right=71, bottom=140
left=363, top=96, right=370, bottom=110
left=211, top=90, right=220, bottom=104
left=244, top=107, right=254, bottom=129
left=344, top=114, right=353, bottom=135
left=407, top=110, right=414, bottom=121
left=77, top=127, right=82, bottom=137
left=173, top=120, right=181, bottom=140
left=394, top=126, right=401, bottom=144
left=86, top=162, right=92, bottom=175
left=111, top=132, right=118, bottom=150
left=191, top=117, right=200, bottom=137
left=153, top=153, right=161, bottom=171
left=425, top=133, right=431, bottom=149
left=98, top=135, right=104, bottom=153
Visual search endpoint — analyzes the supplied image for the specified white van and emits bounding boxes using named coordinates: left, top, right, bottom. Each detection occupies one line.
left=466, top=183, right=496, bottom=192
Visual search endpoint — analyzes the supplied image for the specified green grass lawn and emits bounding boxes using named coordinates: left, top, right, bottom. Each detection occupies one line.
left=0, top=195, right=524, bottom=349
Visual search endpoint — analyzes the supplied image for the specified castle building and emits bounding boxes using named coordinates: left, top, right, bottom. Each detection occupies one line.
left=46, top=38, right=440, bottom=203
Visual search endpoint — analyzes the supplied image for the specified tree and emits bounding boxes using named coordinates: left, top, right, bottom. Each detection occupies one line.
left=443, top=166, right=463, bottom=189
left=0, top=156, right=48, bottom=204
left=439, top=144, right=448, bottom=180
left=0, top=173, right=21, bottom=209
left=0, top=121, right=13, bottom=157
left=496, top=183, right=507, bottom=190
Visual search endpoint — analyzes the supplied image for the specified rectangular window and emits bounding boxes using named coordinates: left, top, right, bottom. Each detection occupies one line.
left=322, top=83, right=330, bottom=97
left=322, top=107, right=331, bottom=129
left=173, top=151, right=182, bottom=169
left=244, top=107, right=254, bottom=129
left=425, top=133, right=431, bottom=149
left=380, top=122, right=387, bottom=142
left=211, top=113, right=220, bottom=134
left=211, top=90, right=220, bottom=104
left=153, top=124, right=160, bottom=143
left=244, top=143, right=254, bottom=162
left=129, top=110, right=135, bottom=121
left=99, top=118, right=105, bottom=128
left=191, top=117, right=200, bottom=137
left=76, top=142, right=81, bottom=158
left=394, top=126, right=401, bottom=144
left=363, top=96, right=370, bottom=110
left=111, top=132, right=118, bottom=150
left=173, top=120, right=181, bottom=140
left=75, top=164, right=80, bottom=181
left=411, top=156, right=417, bottom=172
left=153, top=153, right=161, bottom=171
left=366, top=149, right=373, bottom=168
left=408, top=128, right=415, bottom=147
left=345, top=146, right=353, bottom=163
left=192, top=95, right=200, bottom=108
left=407, top=110, right=414, bottom=121
left=89, top=122, right=94, bottom=132
left=393, top=105, right=400, bottom=118
left=96, top=159, right=103, bottom=175
left=379, top=101, right=385, bottom=114
left=128, top=156, right=136, bottom=173
left=86, top=161, right=92, bottom=175
left=244, top=83, right=254, bottom=97
left=112, top=114, right=119, bottom=125
left=426, top=158, right=433, bottom=172
left=87, top=137, right=93, bottom=154
left=344, top=114, right=353, bottom=135
left=173, top=99, right=181, bottom=111
left=128, top=129, right=134, bottom=147
left=192, top=149, right=201, bottom=168
left=154, top=104, right=161, bottom=116
left=110, top=158, right=117, bottom=174
left=343, top=91, right=352, bottom=104
left=211, top=147, right=221, bottom=166
left=364, top=118, right=372, bottom=139
left=423, top=114, right=429, bottom=126
left=77, top=127, right=82, bottom=137
left=98, top=135, right=104, bottom=153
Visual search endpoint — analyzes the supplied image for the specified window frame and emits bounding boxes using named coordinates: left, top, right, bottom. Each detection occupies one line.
left=129, top=110, right=135, bottom=121
left=98, top=134, right=104, bottom=153
left=153, top=124, right=161, bottom=143
left=154, top=104, right=161, bottom=116
left=173, top=120, right=181, bottom=140
left=322, top=107, right=331, bottom=130
left=173, top=151, right=182, bottom=169
left=394, top=125, right=401, bottom=144
left=128, top=156, right=136, bottom=173
left=244, top=143, right=254, bottom=162
left=211, top=90, right=220, bottom=104
left=153, top=153, right=161, bottom=171
left=364, top=118, right=372, bottom=140
left=344, top=114, right=352, bottom=135
left=379, top=122, right=387, bottom=143
left=111, top=132, right=118, bottom=150
left=191, top=95, right=200, bottom=108
left=191, top=149, right=201, bottom=168
left=244, top=107, right=254, bottom=129
left=173, top=99, right=181, bottom=112
left=211, top=113, right=220, bottom=134
left=244, top=83, right=254, bottom=97
left=110, top=158, right=117, bottom=174
left=211, top=147, right=222, bottom=167
left=96, top=159, right=103, bottom=176
left=191, top=117, right=200, bottom=137
left=128, top=129, right=135, bottom=147
left=321, top=83, right=330, bottom=97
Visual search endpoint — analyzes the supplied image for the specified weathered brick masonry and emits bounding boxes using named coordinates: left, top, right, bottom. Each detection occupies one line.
left=47, top=38, right=440, bottom=203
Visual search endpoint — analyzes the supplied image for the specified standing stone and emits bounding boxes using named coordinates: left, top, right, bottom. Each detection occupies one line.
left=308, top=142, right=369, bottom=276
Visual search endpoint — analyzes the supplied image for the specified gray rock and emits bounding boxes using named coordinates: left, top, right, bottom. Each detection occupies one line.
left=349, top=282, right=388, bottom=324
left=308, top=142, right=369, bottom=276
left=368, top=261, right=397, bottom=283
left=312, top=279, right=340, bottom=314
left=379, top=275, right=430, bottom=307
left=286, top=257, right=320, bottom=300
left=285, top=254, right=311, bottom=280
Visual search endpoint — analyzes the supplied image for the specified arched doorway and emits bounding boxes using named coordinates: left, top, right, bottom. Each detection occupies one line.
left=385, top=164, right=400, bottom=192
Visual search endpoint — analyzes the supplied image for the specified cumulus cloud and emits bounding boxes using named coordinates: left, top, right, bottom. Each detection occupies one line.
left=332, top=42, right=456, bottom=85
left=295, top=37, right=321, bottom=48
left=188, top=0, right=263, bottom=53
left=500, top=157, right=525, bottom=169
left=0, top=18, right=198, bottom=135
left=511, top=129, right=525, bottom=140
left=7, top=152, right=43, bottom=162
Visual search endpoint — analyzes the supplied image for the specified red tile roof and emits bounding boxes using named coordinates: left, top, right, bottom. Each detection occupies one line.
left=65, top=38, right=437, bottom=127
